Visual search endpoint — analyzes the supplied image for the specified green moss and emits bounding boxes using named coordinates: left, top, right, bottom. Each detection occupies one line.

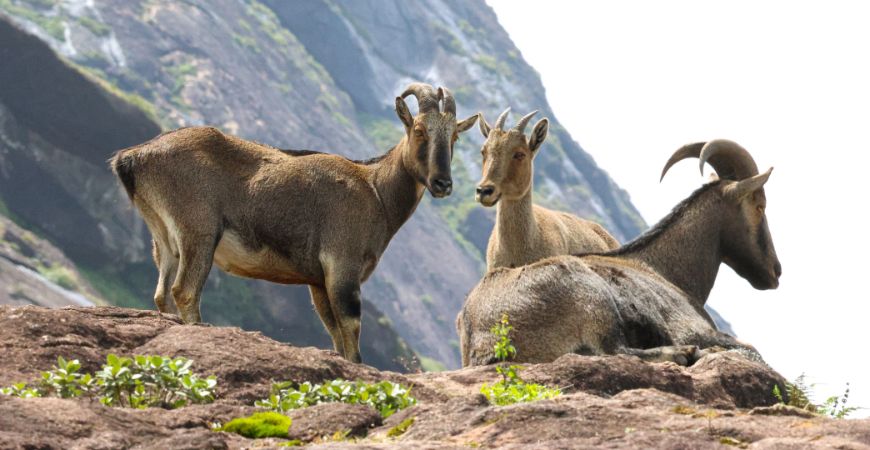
left=69, top=63, right=162, bottom=127
left=78, top=16, right=109, bottom=36
left=0, top=0, right=65, bottom=40
left=220, top=412, right=291, bottom=439
left=167, top=61, right=197, bottom=110
left=359, top=114, right=403, bottom=151
left=236, top=18, right=253, bottom=33
left=458, top=19, right=476, bottom=36
left=418, top=357, right=446, bottom=373
left=474, top=54, right=511, bottom=78
left=330, top=110, right=352, bottom=127
left=377, top=315, right=392, bottom=327
left=431, top=21, right=465, bottom=55
left=232, top=33, right=260, bottom=53
left=386, top=417, right=415, bottom=437
left=38, top=264, right=79, bottom=291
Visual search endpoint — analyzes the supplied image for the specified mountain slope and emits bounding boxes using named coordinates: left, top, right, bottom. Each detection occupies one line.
left=0, top=0, right=648, bottom=368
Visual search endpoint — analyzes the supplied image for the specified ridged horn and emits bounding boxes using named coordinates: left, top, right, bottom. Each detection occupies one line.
left=513, top=110, right=538, bottom=134
left=401, top=83, right=439, bottom=114
left=494, top=107, right=511, bottom=130
left=661, top=140, right=760, bottom=182
left=439, top=87, right=456, bottom=116
left=698, top=139, right=759, bottom=180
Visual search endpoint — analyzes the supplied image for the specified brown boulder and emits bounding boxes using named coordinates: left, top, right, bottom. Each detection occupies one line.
left=287, top=402, right=382, bottom=442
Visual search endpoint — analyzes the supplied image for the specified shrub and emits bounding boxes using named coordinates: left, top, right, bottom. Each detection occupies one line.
left=480, top=314, right=561, bottom=406
left=773, top=374, right=859, bottom=419
left=256, top=379, right=416, bottom=418
left=220, top=412, right=291, bottom=439
left=1, top=354, right=217, bottom=409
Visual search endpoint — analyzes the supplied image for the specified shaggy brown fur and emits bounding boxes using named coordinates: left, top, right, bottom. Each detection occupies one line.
left=111, top=83, right=477, bottom=363
left=475, top=109, right=618, bottom=271
left=458, top=140, right=781, bottom=367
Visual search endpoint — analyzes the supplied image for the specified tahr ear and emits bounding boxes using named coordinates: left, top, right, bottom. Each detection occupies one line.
left=457, top=114, right=478, bottom=134
left=725, top=167, right=773, bottom=201
left=395, top=97, right=414, bottom=131
left=478, top=112, right=491, bottom=137
left=528, top=118, right=549, bottom=154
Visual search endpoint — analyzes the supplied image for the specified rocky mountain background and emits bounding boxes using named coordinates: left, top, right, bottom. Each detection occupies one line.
left=2, top=305, right=867, bottom=449
left=0, top=0, right=732, bottom=371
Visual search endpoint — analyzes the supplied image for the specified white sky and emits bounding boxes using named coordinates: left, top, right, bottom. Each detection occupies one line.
left=489, top=0, right=870, bottom=416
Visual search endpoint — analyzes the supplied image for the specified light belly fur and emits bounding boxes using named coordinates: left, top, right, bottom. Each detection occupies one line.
left=213, top=230, right=311, bottom=284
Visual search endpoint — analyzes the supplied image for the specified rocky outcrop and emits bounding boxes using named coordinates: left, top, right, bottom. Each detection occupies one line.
left=1, top=306, right=866, bottom=449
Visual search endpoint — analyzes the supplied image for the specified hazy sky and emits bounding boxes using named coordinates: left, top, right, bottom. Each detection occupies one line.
left=489, top=0, right=869, bottom=415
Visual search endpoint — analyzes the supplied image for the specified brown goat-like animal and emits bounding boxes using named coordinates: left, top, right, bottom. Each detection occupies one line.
left=458, top=140, right=781, bottom=366
left=111, top=83, right=477, bottom=363
left=475, top=108, right=619, bottom=271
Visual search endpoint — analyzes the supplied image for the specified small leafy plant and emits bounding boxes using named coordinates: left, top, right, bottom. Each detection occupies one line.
left=0, top=382, right=41, bottom=398
left=255, top=379, right=416, bottom=418
left=96, top=354, right=217, bottom=408
left=39, top=356, right=95, bottom=398
left=1, top=354, right=217, bottom=409
left=480, top=314, right=561, bottom=406
left=219, top=411, right=292, bottom=439
left=773, top=374, right=860, bottom=419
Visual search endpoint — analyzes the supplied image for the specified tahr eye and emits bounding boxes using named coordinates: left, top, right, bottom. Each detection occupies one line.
left=513, top=152, right=526, bottom=161
left=414, top=128, right=426, bottom=139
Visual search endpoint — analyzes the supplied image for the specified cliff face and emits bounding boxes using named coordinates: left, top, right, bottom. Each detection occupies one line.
left=0, top=0, right=648, bottom=368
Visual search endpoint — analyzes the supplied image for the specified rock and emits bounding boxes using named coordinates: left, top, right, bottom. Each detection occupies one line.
left=688, top=351, right=786, bottom=408
left=287, top=403, right=382, bottom=442
left=749, top=403, right=817, bottom=418
left=1, top=305, right=868, bottom=449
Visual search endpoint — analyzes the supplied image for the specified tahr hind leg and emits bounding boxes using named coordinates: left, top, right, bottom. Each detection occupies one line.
left=309, top=285, right=344, bottom=355
left=171, top=231, right=219, bottom=324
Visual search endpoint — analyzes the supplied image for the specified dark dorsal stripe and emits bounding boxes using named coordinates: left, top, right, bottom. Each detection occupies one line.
left=278, top=146, right=394, bottom=166
left=575, top=180, right=725, bottom=258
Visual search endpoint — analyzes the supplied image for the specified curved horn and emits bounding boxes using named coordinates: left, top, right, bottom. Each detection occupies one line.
left=660, top=142, right=704, bottom=182
left=698, top=139, right=759, bottom=180
left=439, top=87, right=456, bottom=116
left=401, top=83, right=439, bottom=114
left=494, top=107, right=511, bottom=130
left=660, top=140, right=760, bottom=182
left=513, top=110, right=538, bottom=134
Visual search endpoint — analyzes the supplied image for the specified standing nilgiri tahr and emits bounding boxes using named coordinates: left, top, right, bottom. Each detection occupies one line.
left=110, top=83, right=478, bottom=363
left=475, top=108, right=619, bottom=271
left=458, top=140, right=781, bottom=366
